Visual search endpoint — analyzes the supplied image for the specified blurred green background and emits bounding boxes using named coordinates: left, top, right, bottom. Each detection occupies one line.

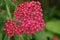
left=0, top=0, right=60, bottom=40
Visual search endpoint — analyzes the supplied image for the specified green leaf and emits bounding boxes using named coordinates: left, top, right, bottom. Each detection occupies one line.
left=46, top=19, right=60, bottom=34
left=0, top=15, right=6, bottom=31
left=34, top=31, right=47, bottom=40
left=23, top=34, right=32, bottom=40
left=46, top=31, right=55, bottom=38
left=9, top=0, right=16, bottom=7
left=0, top=33, right=2, bottom=40
left=4, top=34, right=10, bottom=40
left=14, top=35, right=24, bottom=40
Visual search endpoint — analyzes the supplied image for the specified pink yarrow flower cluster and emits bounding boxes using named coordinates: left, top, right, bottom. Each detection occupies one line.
left=14, top=1, right=45, bottom=34
left=50, top=37, right=59, bottom=40
left=14, top=1, right=43, bottom=23
left=22, top=19, right=45, bottom=34
left=4, top=1, right=45, bottom=36
left=4, top=20, right=23, bottom=36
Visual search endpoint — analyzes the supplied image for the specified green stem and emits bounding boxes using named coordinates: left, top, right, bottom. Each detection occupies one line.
left=9, top=0, right=17, bottom=8
left=4, top=34, right=10, bottom=40
left=4, top=0, right=12, bottom=19
left=20, top=35, right=24, bottom=40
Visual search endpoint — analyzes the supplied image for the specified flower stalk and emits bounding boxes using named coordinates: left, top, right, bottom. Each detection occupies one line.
left=4, top=0, right=12, bottom=19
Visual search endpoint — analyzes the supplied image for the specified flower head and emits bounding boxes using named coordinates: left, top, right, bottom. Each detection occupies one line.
left=4, top=20, right=23, bottom=36
left=14, top=1, right=45, bottom=34
left=14, top=1, right=42, bottom=23
left=22, top=19, right=45, bottom=34
left=50, top=37, right=59, bottom=40
left=4, top=1, right=45, bottom=36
